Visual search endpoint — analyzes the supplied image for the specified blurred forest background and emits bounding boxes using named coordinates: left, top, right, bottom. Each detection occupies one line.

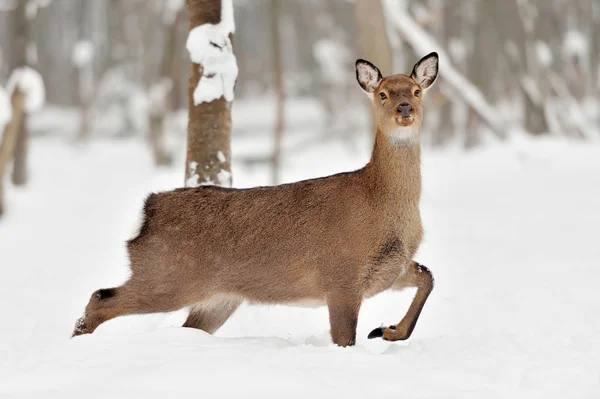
left=0, top=0, right=599, bottom=178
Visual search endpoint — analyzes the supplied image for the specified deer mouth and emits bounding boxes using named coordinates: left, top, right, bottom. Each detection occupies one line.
left=396, top=115, right=414, bottom=126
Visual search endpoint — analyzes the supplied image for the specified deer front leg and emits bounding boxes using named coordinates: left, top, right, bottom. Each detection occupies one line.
left=327, top=293, right=361, bottom=347
left=368, top=261, right=434, bottom=341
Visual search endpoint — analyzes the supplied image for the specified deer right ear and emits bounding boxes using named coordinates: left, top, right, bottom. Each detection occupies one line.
left=411, top=52, right=439, bottom=90
left=355, top=59, right=382, bottom=94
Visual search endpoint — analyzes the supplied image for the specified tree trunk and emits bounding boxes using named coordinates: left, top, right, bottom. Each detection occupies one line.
left=169, top=12, right=187, bottom=111
left=270, top=0, right=284, bottom=185
left=355, top=0, right=393, bottom=132
left=148, top=6, right=182, bottom=167
left=185, top=0, right=233, bottom=187
left=149, top=109, right=172, bottom=166
left=496, top=0, right=549, bottom=136
left=354, top=0, right=393, bottom=76
left=0, top=90, right=25, bottom=217
left=11, top=1, right=29, bottom=186
left=466, top=0, right=498, bottom=148
left=434, top=1, right=462, bottom=147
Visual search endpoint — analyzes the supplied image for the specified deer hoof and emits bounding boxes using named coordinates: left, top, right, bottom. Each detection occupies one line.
left=367, top=326, right=386, bottom=339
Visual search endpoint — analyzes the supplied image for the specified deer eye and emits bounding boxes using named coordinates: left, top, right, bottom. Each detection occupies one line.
left=379, top=92, right=387, bottom=100
left=414, top=89, right=421, bottom=97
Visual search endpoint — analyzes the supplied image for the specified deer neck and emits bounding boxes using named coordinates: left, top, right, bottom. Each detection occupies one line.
left=365, top=127, right=422, bottom=206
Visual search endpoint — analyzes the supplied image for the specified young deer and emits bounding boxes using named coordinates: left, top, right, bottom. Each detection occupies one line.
left=72, top=53, right=439, bottom=347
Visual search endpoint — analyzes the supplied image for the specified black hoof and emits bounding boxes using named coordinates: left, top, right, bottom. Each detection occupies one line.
left=368, top=327, right=386, bottom=339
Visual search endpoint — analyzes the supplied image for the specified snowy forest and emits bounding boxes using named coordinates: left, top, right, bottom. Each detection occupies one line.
left=1, top=0, right=600, bottom=398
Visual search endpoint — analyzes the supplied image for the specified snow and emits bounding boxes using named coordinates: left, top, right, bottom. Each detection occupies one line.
left=186, top=160, right=232, bottom=188
left=163, top=0, right=185, bottom=25
left=6, top=67, right=45, bottom=113
left=25, top=0, right=52, bottom=20
left=1, top=99, right=600, bottom=397
left=0, top=0, right=17, bottom=11
left=185, top=160, right=200, bottom=187
left=71, top=40, right=95, bottom=68
left=448, top=37, right=467, bottom=63
left=313, top=39, right=351, bottom=83
left=148, top=78, right=173, bottom=115
left=186, top=0, right=238, bottom=104
left=563, top=30, right=588, bottom=58
left=535, top=40, right=553, bottom=68
left=216, top=168, right=232, bottom=186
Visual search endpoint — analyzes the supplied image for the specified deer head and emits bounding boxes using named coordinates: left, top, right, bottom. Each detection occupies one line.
left=356, top=52, right=439, bottom=145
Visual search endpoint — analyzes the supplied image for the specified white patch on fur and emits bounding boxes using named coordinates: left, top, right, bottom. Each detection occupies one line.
left=246, top=297, right=325, bottom=308
left=190, top=294, right=242, bottom=313
left=386, top=126, right=419, bottom=146
left=285, top=298, right=326, bottom=308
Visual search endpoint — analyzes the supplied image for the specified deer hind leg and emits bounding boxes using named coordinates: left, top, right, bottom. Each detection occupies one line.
left=327, top=293, right=361, bottom=347
left=72, top=286, right=130, bottom=337
left=368, top=261, right=434, bottom=341
left=71, top=281, right=193, bottom=337
left=182, top=295, right=242, bottom=334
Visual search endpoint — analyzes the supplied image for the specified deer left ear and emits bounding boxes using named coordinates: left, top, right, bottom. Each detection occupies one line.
left=411, top=52, right=439, bottom=90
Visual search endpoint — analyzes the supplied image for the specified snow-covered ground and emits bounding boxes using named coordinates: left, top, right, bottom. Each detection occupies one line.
left=1, top=104, right=599, bottom=397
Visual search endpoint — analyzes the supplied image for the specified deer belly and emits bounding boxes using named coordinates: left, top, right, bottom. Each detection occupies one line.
left=364, top=265, right=406, bottom=298
left=285, top=298, right=327, bottom=308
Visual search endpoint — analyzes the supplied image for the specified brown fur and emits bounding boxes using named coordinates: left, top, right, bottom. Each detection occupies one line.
left=72, top=54, right=439, bottom=347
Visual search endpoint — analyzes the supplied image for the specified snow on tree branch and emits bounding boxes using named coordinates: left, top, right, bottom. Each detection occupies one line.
left=383, top=0, right=506, bottom=138
left=186, top=0, right=238, bottom=105
left=6, top=67, right=45, bottom=113
left=72, top=40, right=95, bottom=68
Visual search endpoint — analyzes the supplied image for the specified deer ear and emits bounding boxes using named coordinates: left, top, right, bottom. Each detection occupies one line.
left=411, top=52, right=439, bottom=90
left=355, top=59, right=383, bottom=94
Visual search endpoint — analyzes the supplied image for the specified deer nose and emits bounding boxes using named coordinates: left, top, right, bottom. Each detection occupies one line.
left=397, top=102, right=412, bottom=117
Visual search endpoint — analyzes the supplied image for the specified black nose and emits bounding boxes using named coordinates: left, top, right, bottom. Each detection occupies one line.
left=397, top=102, right=412, bottom=117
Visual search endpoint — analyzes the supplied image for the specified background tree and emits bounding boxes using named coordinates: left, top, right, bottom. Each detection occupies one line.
left=269, top=0, right=284, bottom=184
left=354, top=0, right=393, bottom=76
left=185, top=0, right=235, bottom=188
left=9, top=1, right=30, bottom=186
left=0, top=0, right=599, bottom=159
left=0, top=89, right=24, bottom=216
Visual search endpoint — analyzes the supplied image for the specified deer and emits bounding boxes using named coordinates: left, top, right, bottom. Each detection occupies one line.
left=72, top=52, right=439, bottom=347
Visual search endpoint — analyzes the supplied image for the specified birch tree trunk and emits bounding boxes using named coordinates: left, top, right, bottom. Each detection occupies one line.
left=185, top=0, right=234, bottom=187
